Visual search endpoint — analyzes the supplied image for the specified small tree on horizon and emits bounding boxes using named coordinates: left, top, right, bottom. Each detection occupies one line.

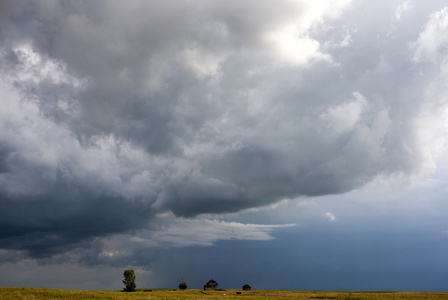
left=178, top=278, right=187, bottom=290
left=122, top=269, right=136, bottom=292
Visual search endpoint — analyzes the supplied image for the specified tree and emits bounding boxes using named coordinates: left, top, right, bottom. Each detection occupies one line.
left=122, top=269, right=136, bottom=292
left=178, top=278, right=187, bottom=290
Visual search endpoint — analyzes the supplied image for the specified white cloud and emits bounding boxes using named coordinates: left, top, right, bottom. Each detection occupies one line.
left=7, top=44, right=86, bottom=87
left=263, top=0, right=353, bottom=66
left=320, top=92, right=368, bottom=136
left=396, top=1, right=412, bottom=20
left=412, top=6, right=448, bottom=174
left=129, top=213, right=296, bottom=248
left=413, top=6, right=448, bottom=63
left=324, top=29, right=353, bottom=49
left=264, top=27, right=330, bottom=67
left=325, top=212, right=337, bottom=222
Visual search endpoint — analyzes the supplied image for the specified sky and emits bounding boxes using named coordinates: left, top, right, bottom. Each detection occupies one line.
left=1, top=0, right=448, bottom=292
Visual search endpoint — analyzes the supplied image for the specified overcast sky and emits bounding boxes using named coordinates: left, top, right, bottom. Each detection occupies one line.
left=1, top=0, right=448, bottom=291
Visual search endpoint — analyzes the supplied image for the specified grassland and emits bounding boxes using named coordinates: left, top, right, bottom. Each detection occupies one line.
left=1, top=288, right=448, bottom=300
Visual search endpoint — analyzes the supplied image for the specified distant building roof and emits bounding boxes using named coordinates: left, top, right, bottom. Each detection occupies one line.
left=204, top=279, right=219, bottom=290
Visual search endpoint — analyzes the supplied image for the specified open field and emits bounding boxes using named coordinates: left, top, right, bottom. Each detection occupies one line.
left=1, top=288, right=448, bottom=300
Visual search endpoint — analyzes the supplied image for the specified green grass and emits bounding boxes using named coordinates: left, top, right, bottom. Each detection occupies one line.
left=1, top=287, right=448, bottom=300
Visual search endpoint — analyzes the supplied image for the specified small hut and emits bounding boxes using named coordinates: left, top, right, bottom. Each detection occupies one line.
left=204, top=279, right=219, bottom=290
left=242, top=284, right=251, bottom=291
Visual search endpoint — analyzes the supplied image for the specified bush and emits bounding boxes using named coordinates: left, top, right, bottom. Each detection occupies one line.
left=178, top=279, right=187, bottom=290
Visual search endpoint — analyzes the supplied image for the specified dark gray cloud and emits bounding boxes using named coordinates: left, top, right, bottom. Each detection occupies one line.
left=0, top=182, right=153, bottom=258
left=1, top=0, right=448, bottom=276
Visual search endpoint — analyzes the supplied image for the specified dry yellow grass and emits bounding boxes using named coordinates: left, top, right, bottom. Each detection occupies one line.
left=1, top=288, right=448, bottom=300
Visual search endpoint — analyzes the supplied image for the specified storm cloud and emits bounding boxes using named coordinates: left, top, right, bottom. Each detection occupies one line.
left=1, top=0, right=448, bottom=274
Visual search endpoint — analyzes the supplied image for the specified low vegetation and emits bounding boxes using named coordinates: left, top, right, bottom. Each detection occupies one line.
left=1, top=288, right=448, bottom=300
left=178, top=278, right=188, bottom=290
